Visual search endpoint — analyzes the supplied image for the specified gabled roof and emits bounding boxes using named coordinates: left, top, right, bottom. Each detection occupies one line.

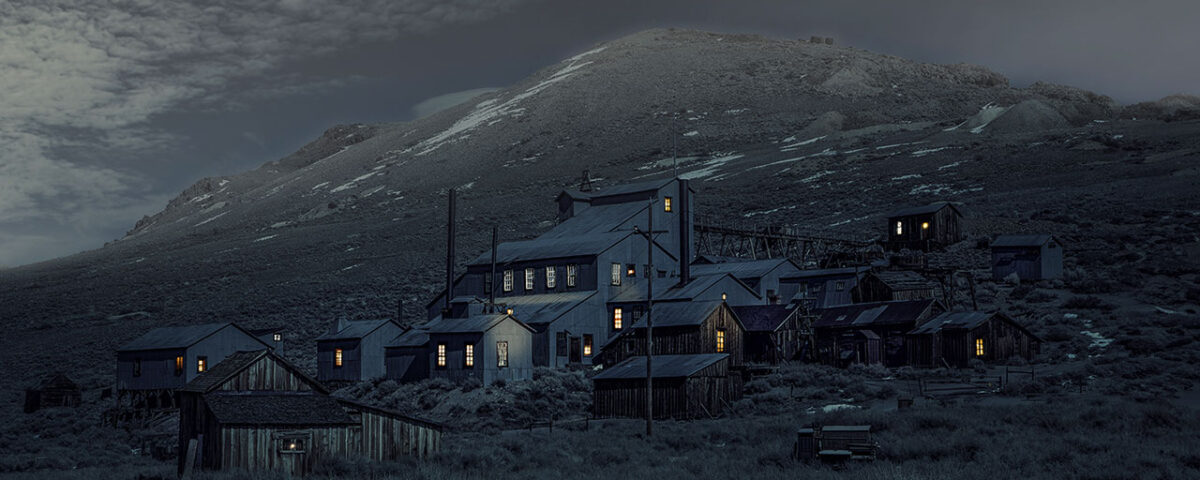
left=180, top=349, right=329, bottom=394
left=557, top=177, right=681, bottom=203
left=813, top=299, right=936, bottom=329
left=386, top=329, right=431, bottom=348
left=118, top=322, right=266, bottom=352
left=690, top=258, right=801, bottom=280
left=35, top=373, right=79, bottom=390
left=246, top=326, right=285, bottom=336
left=627, top=300, right=739, bottom=329
left=887, top=202, right=963, bottom=219
left=540, top=202, right=649, bottom=239
left=608, top=273, right=760, bottom=304
left=868, top=270, right=938, bottom=291
left=784, top=266, right=867, bottom=280
left=468, top=231, right=628, bottom=265
left=492, top=291, right=596, bottom=326
left=424, top=314, right=535, bottom=334
left=335, top=398, right=445, bottom=431
left=732, top=304, right=802, bottom=332
left=593, top=353, right=728, bottom=380
left=316, top=319, right=399, bottom=341
left=203, top=392, right=355, bottom=426
left=692, top=254, right=745, bottom=265
left=991, top=234, right=1057, bottom=248
left=909, top=311, right=994, bottom=335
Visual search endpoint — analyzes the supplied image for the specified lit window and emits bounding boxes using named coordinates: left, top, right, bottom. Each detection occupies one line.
left=334, top=348, right=343, bottom=367
left=546, top=266, right=556, bottom=289
left=975, top=338, right=984, bottom=357
left=279, top=436, right=306, bottom=454
left=175, top=356, right=184, bottom=376
left=613, top=308, right=623, bottom=330
left=566, top=264, right=578, bottom=287
left=583, top=335, right=593, bottom=356
left=626, top=264, right=636, bottom=277
left=524, top=268, right=535, bottom=291
left=133, top=359, right=141, bottom=377
left=506, top=307, right=514, bottom=315
left=273, top=333, right=282, bottom=342
left=716, top=329, right=726, bottom=353
left=197, top=356, right=207, bottom=373
left=465, top=344, right=474, bottom=368
left=503, top=270, right=514, bottom=292
left=437, top=343, right=447, bottom=367
left=921, top=222, right=930, bottom=230
left=497, top=341, right=509, bottom=367
left=611, top=263, right=622, bottom=286
left=664, top=197, right=673, bottom=212
left=896, top=221, right=903, bottom=235
left=835, top=281, right=845, bottom=292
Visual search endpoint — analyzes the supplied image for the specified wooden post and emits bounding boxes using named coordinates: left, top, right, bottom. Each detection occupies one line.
left=181, top=438, right=198, bottom=479
left=645, top=199, right=655, bottom=437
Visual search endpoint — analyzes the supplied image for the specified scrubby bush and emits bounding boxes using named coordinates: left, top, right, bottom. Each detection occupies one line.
left=1063, top=295, right=1116, bottom=310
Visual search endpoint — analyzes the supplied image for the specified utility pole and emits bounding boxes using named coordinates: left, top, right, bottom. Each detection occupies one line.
left=645, top=198, right=654, bottom=436
left=488, top=225, right=498, bottom=314
left=672, top=115, right=678, bottom=178
left=444, top=188, right=456, bottom=315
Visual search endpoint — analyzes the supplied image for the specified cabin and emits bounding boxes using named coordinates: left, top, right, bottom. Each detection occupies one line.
left=117, top=322, right=270, bottom=410
left=991, top=234, right=1064, bottom=281
left=785, top=267, right=866, bottom=308
left=732, top=304, right=807, bottom=364
left=592, top=353, right=741, bottom=419
left=248, top=326, right=286, bottom=355
left=605, top=273, right=760, bottom=342
left=316, top=319, right=404, bottom=384
left=812, top=299, right=943, bottom=367
left=690, top=258, right=804, bottom=304
left=906, top=311, right=1040, bottom=368
left=384, top=329, right=432, bottom=383
left=598, top=300, right=745, bottom=369
left=24, top=374, right=82, bottom=413
left=885, top=202, right=965, bottom=251
left=425, top=314, right=534, bottom=385
left=177, top=350, right=442, bottom=476
left=853, top=270, right=938, bottom=303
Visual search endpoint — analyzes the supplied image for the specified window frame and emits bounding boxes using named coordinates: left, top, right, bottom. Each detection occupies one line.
left=275, top=431, right=312, bottom=455
left=626, top=264, right=636, bottom=277
left=197, top=356, right=207, bottom=373
left=896, top=221, right=903, bottom=236
left=611, top=263, right=622, bottom=286
left=975, top=338, right=985, bottom=357
left=334, top=348, right=344, bottom=367
left=503, top=269, right=514, bottom=292
left=175, top=356, right=184, bottom=376
left=716, top=329, right=726, bottom=353
left=437, top=343, right=447, bottom=368
left=566, top=264, right=578, bottom=287
left=273, top=333, right=282, bottom=342
left=545, top=266, right=556, bottom=289
left=835, top=281, right=846, bottom=292
left=465, top=343, right=475, bottom=368
left=664, top=196, right=673, bottom=212
left=497, top=341, right=509, bottom=368
left=613, top=307, right=624, bottom=330
left=524, top=267, right=535, bottom=291
left=583, top=334, right=593, bottom=356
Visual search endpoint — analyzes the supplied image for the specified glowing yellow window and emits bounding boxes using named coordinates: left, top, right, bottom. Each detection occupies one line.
left=175, top=356, right=184, bottom=375
left=613, top=308, right=623, bottom=330
left=975, top=338, right=985, bottom=357
left=334, top=348, right=343, bottom=367
left=896, top=221, right=903, bottom=235
left=465, top=344, right=475, bottom=368
left=437, top=343, right=447, bottom=367
left=664, top=197, right=673, bottom=212
left=716, top=329, right=726, bottom=353
left=583, top=334, right=593, bottom=356
left=197, top=356, right=207, bottom=373
left=921, top=221, right=930, bottom=230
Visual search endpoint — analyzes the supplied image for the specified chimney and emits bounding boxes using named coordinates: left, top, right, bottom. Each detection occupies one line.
left=444, top=188, right=456, bottom=314
left=678, top=178, right=691, bottom=286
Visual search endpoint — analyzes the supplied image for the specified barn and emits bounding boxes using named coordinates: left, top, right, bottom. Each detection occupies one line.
left=812, top=299, right=943, bottom=367
left=24, top=374, right=82, bottom=413
left=117, top=322, right=270, bottom=410
left=592, top=353, right=741, bottom=419
left=853, top=270, right=938, bottom=303
left=906, top=311, right=1040, bottom=368
left=885, top=202, right=965, bottom=251
left=178, top=350, right=442, bottom=476
left=991, top=234, right=1064, bottom=281
left=598, top=300, right=745, bottom=368
left=732, top=304, right=807, bottom=364
left=316, top=319, right=404, bottom=384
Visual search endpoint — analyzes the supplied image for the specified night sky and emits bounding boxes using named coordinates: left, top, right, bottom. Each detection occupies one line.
left=1, top=0, right=1196, bottom=267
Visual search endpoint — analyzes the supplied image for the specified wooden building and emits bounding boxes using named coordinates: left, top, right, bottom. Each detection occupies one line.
left=732, top=304, right=807, bottom=364
left=384, top=329, right=432, bottom=383
left=812, top=299, right=943, bottom=367
left=424, top=314, right=534, bottom=385
left=316, top=319, right=404, bottom=384
left=885, top=202, right=965, bottom=251
left=853, top=270, right=938, bottom=303
left=248, top=326, right=286, bottom=355
left=991, top=234, right=1064, bottom=281
left=906, top=311, right=1040, bottom=368
left=690, top=258, right=804, bottom=304
left=178, top=350, right=442, bottom=476
left=592, top=353, right=741, bottom=419
left=598, top=300, right=745, bottom=368
left=606, top=273, right=760, bottom=342
left=784, top=267, right=866, bottom=309
left=117, top=322, right=270, bottom=410
left=24, top=373, right=82, bottom=413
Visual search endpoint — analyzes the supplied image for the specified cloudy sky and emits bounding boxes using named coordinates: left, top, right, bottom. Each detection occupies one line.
left=1, top=0, right=1196, bottom=267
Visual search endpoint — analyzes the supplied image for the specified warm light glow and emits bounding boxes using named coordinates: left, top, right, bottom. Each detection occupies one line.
left=465, top=344, right=475, bottom=367
left=175, top=356, right=183, bottom=374
left=437, top=343, right=447, bottom=367
left=335, top=348, right=343, bottom=367
left=896, top=221, right=903, bottom=235
left=506, top=308, right=514, bottom=315
left=716, top=329, right=726, bottom=353
left=197, top=357, right=206, bottom=373
left=721, top=293, right=727, bottom=301
left=613, top=308, right=623, bottom=330
left=975, top=338, right=984, bottom=357
left=273, top=333, right=282, bottom=342
left=664, top=197, right=673, bottom=212
left=626, top=264, right=636, bottom=277
left=583, top=335, right=593, bottom=356
left=921, top=222, right=930, bottom=230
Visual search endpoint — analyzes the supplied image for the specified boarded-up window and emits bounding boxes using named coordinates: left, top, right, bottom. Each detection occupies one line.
left=465, top=344, right=474, bottom=368
left=567, top=264, right=578, bottom=287
left=497, top=341, right=509, bottom=367
left=524, top=268, right=535, bottom=290
left=437, top=343, right=447, bottom=367
left=546, top=266, right=556, bottom=289
left=583, top=335, right=593, bottom=356
left=556, top=331, right=568, bottom=357
left=335, top=348, right=343, bottom=367
left=611, top=263, right=622, bottom=285
left=503, top=270, right=514, bottom=292
left=613, top=307, right=623, bottom=330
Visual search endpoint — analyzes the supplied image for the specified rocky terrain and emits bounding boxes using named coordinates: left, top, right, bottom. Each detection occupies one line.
left=1, top=28, right=1200, bottom=478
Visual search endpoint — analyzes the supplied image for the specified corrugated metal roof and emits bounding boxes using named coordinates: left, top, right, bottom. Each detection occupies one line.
left=493, top=291, right=596, bottom=325
left=119, top=322, right=237, bottom=351
left=558, top=178, right=675, bottom=202
left=540, top=202, right=647, bottom=239
left=732, top=304, right=800, bottom=332
left=991, top=234, right=1055, bottom=248
left=784, top=267, right=866, bottom=280
left=315, top=319, right=396, bottom=341
left=870, top=270, right=938, bottom=290
left=424, top=314, right=533, bottom=334
left=628, top=300, right=723, bottom=329
left=887, top=202, right=961, bottom=218
left=608, top=273, right=758, bottom=303
left=690, top=258, right=799, bottom=280
left=204, top=392, right=355, bottom=426
left=468, top=231, right=630, bottom=265
left=813, top=299, right=935, bottom=329
left=592, top=353, right=728, bottom=380
left=909, top=311, right=993, bottom=335
left=386, top=329, right=430, bottom=348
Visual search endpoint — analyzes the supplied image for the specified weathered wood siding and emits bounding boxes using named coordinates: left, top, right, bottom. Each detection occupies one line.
left=608, top=305, right=745, bottom=368
left=219, top=426, right=358, bottom=476
left=593, top=358, right=742, bottom=419
left=317, top=339, right=361, bottom=383
left=216, top=356, right=316, bottom=392
left=118, top=325, right=267, bottom=391
left=347, top=404, right=442, bottom=460
left=887, top=206, right=964, bottom=251
left=992, top=241, right=1063, bottom=281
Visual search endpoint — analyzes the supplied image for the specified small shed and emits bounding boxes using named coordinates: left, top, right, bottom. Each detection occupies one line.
left=24, top=374, right=82, bottom=413
left=853, top=270, right=938, bottom=303
left=906, top=311, right=1040, bottom=368
left=991, top=234, right=1063, bottom=281
left=886, top=202, right=965, bottom=251
left=384, top=329, right=432, bottom=383
left=592, top=353, right=741, bottom=419
left=732, top=304, right=806, bottom=364
left=812, top=299, right=943, bottom=367
left=425, top=314, right=534, bottom=385
left=783, top=267, right=866, bottom=309
left=599, top=301, right=745, bottom=368
left=316, top=319, right=404, bottom=384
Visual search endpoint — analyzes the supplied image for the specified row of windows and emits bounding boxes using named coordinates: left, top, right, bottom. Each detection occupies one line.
left=436, top=341, right=510, bottom=368
left=895, top=221, right=931, bottom=236
left=497, top=265, right=579, bottom=293
left=131, top=355, right=206, bottom=377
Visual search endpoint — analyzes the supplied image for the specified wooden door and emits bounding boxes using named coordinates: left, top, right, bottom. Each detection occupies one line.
left=569, top=337, right=582, bottom=364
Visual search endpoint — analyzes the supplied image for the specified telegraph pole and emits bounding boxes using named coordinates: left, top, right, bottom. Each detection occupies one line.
left=645, top=198, right=654, bottom=436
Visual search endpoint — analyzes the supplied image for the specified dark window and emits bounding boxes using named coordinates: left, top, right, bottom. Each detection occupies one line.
left=657, top=270, right=667, bottom=278
left=497, top=341, right=509, bottom=367
left=835, top=281, right=845, bottom=291
left=524, top=268, right=535, bottom=291
left=133, top=359, right=141, bottom=377
left=557, top=331, right=569, bottom=357
left=484, top=274, right=493, bottom=294
left=566, top=264, right=578, bottom=287
left=503, top=270, right=513, bottom=292
left=611, top=263, right=622, bottom=286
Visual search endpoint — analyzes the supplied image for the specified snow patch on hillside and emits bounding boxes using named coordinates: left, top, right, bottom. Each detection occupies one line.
left=193, top=212, right=228, bottom=227
left=679, top=153, right=744, bottom=180
left=331, top=172, right=378, bottom=193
